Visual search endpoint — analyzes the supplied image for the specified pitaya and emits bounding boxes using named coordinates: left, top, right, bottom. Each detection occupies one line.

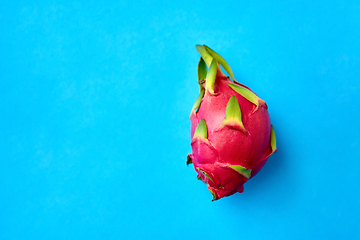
left=187, top=45, right=277, bottom=201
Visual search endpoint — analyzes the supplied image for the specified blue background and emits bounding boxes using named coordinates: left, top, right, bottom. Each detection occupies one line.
left=1, top=0, right=360, bottom=239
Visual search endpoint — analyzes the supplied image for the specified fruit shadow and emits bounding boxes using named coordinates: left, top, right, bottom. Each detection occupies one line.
left=224, top=121, right=295, bottom=206
left=247, top=135, right=285, bottom=191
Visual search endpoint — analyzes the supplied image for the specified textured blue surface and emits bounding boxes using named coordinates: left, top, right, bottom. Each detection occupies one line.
left=1, top=1, right=360, bottom=239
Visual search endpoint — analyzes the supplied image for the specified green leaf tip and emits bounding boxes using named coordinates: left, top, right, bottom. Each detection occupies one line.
left=193, top=119, right=208, bottom=139
left=208, top=188, right=217, bottom=201
left=270, top=125, right=277, bottom=153
left=186, top=155, right=193, bottom=165
left=228, top=83, right=265, bottom=113
left=198, top=58, right=207, bottom=91
left=198, top=57, right=207, bottom=81
left=203, top=45, right=238, bottom=83
left=192, top=89, right=205, bottom=112
left=206, top=59, right=217, bottom=94
left=229, top=165, right=252, bottom=179
left=196, top=45, right=213, bottom=67
left=196, top=167, right=213, bottom=182
left=222, top=96, right=246, bottom=132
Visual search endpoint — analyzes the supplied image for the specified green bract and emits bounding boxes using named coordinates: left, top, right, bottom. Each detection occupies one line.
left=206, top=59, right=218, bottom=94
left=192, top=89, right=205, bottom=112
left=229, top=165, right=252, bottom=179
left=222, top=96, right=246, bottom=133
left=193, top=119, right=208, bottom=139
left=203, top=45, right=238, bottom=83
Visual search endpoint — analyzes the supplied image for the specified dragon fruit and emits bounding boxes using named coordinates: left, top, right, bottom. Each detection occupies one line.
left=187, top=45, right=277, bottom=201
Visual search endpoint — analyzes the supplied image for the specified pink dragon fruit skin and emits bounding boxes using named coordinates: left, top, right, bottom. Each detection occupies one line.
left=187, top=45, right=277, bottom=201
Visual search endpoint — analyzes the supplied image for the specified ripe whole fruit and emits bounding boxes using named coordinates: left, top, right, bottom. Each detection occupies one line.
left=187, top=45, right=277, bottom=201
